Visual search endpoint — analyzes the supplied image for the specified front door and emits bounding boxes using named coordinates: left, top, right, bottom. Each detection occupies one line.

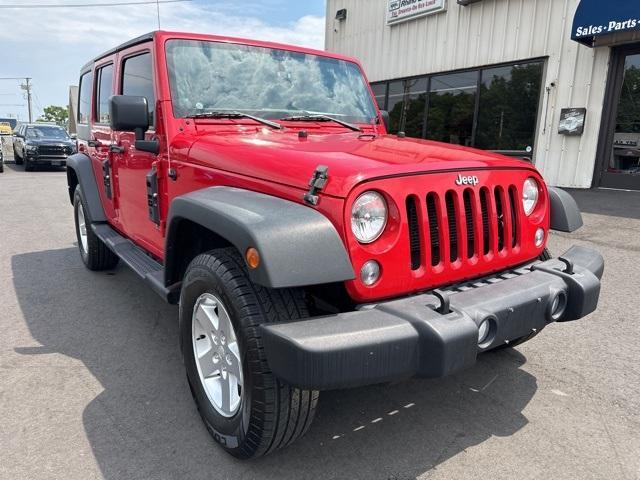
left=598, top=45, right=640, bottom=190
left=111, top=47, right=165, bottom=258
left=90, top=59, right=119, bottom=225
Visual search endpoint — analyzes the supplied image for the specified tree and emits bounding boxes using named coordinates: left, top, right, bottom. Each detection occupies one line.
left=38, top=105, right=68, bottom=126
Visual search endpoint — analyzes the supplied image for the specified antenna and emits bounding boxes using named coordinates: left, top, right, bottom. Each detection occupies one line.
left=156, top=0, right=161, bottom=29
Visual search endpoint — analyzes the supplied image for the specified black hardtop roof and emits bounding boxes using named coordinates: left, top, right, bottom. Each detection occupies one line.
left=81, top=31, right=155, bottom=72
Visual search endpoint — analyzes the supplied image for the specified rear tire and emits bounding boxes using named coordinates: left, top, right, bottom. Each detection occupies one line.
left=179, top=247, right=318, bottom=459
left=73, top=186, right=119, bottom=271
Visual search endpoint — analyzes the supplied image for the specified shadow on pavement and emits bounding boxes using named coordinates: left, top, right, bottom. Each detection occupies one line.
left=566, top=187, right=640, bottom=220
left=3, top=162, right=67, bottom=173
left=12, top=247, right=538, bottom=480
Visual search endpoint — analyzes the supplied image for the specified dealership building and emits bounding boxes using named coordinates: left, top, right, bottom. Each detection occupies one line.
left=325, top=0, right=640, bottom=190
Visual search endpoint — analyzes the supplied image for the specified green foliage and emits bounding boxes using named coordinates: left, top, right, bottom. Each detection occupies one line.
left=37, top=105, right=69, bottom=126
left=475, top=64, right=543, bottom=151
left=381, top=62, right=544, bottom=150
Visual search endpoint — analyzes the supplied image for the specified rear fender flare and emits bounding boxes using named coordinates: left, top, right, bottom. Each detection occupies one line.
left=66, top=153, right=106, bottom=222
left=165, top=187, right=355, bottom=289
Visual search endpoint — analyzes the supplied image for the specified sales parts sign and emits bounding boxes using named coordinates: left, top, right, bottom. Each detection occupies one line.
left=387, top=0, right=446, bottom=25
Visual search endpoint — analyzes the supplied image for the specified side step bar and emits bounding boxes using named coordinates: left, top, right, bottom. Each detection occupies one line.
left=92, top=223, right=180, bottom=303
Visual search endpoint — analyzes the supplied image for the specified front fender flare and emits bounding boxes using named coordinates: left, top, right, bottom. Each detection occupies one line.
left=165, top=187, right=355, bottom=289
left=548, top=187, right=583, bottom=233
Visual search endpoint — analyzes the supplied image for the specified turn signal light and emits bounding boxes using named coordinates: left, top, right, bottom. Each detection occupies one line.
left=246, top=248, right=260, bottom=269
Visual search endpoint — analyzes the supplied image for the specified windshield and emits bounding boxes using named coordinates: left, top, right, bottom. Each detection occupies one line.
left=26, top=126, right=69, bottom=139
left=165, top=39, right=377, bottom=124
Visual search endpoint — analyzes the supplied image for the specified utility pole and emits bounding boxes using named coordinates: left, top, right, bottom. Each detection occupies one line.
left=21, top=78, right=33, bottom=123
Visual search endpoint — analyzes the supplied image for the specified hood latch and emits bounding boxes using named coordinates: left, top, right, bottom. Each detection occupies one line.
left=303, top=165, right=329, bottom=206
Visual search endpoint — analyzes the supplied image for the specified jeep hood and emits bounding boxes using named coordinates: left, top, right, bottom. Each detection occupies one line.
left=186, top=129, right=537, bottom=198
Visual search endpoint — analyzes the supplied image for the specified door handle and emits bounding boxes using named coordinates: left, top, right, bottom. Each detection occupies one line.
left=109, top=144, right=125, bottom=154
left=88, top=139, right=103, bottom=148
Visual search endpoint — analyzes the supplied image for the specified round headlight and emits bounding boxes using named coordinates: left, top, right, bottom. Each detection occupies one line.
left=522, top=177, right=539, bottom=216
left=351, top=191, right=388, bottom=243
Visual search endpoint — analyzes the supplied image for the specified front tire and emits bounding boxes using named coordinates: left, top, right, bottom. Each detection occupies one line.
left=73, top=186, right=119, bottom=271
left=179, top=248, right=318, bottom=459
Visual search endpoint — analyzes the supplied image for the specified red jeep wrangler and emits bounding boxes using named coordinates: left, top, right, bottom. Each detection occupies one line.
left=67, top=31, right=603, bottom=458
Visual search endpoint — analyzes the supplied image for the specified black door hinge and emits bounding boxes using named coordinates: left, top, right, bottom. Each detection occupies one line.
left=102, top=159, right=112, bottom=199
left=146, top=166, right=160, bottom=225
left=303, top=165, right=329, bottom=206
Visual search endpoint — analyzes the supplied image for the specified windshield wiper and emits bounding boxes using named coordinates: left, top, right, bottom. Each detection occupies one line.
left=279, top=114, right=362, bottom=132
left=188, top=111, right=282, bottom=130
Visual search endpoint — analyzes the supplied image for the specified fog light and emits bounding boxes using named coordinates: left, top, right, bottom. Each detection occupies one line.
left=360, top=260, right=380, bottom=286
left=549, top=291, right=568, bottom=321
left=478, top=319, right=491, bottom=344
left=535, top=228, right=545, bottom=247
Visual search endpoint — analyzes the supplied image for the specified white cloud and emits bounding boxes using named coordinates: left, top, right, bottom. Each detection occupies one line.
left=0, top=1, right=325, bottom=119
left=0, top=2, right=325, bottom=50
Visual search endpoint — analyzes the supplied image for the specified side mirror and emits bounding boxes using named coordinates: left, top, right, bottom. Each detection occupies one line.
left=69, top=133, right=77, bottom=140
left=109, top=95, right=149, bottom=141
left=379, top=110, right=390, bottom=131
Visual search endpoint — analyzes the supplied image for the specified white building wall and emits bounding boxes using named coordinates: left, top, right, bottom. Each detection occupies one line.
left=325, top=0, right=611, bottom=188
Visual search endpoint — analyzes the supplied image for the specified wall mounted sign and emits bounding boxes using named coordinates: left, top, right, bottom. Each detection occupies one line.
left=572, top=0, right=640, bottom=47
left=558, top=108, right=587, bottom=136
left=387, top=0, right=446, bottom=25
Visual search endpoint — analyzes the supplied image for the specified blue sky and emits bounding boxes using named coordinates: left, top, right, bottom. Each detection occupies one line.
left=0, top=0, right=327, bottom=121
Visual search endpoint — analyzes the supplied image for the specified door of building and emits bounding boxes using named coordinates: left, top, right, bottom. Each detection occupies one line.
left=597, top=44, right=640, bottom=190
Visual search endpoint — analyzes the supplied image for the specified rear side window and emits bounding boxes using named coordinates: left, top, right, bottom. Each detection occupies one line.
left=78, top=71, right=93, bottom=124
left=122, top=52, right=155, bottom=126
left=96, top=64, right=114, bottom=124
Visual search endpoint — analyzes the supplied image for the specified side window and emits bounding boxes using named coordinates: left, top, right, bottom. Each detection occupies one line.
left=95, top=64, right=114, bottom=125
left=122, top=52, right=155, bottom=126
left=78, top=71, right=93, bottom=124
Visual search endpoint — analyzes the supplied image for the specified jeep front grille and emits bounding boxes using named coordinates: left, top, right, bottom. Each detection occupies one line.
left=407, top=185, right=521, bottom=271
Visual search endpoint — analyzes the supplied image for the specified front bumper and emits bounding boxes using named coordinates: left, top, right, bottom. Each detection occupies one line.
left=261, top=245, right=603, bottom=390
left=26, top=155, right=67, bottom=166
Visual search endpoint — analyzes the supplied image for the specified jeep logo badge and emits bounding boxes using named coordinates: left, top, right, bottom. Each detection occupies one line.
left=455, top=174, right=479, bottom=186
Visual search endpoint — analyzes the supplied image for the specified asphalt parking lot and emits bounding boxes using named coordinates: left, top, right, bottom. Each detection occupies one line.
left=1, top=162, right=639, bottom=480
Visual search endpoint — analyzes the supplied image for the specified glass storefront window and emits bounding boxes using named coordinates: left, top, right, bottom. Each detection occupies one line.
left=385, top=77, right=429, bottom=136
left=426, top=71, right=477, bottom=146
left=370, top=82, right=387, bottom=110
left=402, top=77, right=428, bottom=138
left=610, top=53, right=640, bottom=175
left=387, top=80, right=405, bottom=133
left=475, top=63, right=543, bottom=151
left=369, top=60, right=544, bottom=152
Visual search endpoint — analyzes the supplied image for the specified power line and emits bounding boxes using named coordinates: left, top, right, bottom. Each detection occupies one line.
left=0, top=0, right=191, bottom=8
left=0, top=77, right=32, bottom=122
